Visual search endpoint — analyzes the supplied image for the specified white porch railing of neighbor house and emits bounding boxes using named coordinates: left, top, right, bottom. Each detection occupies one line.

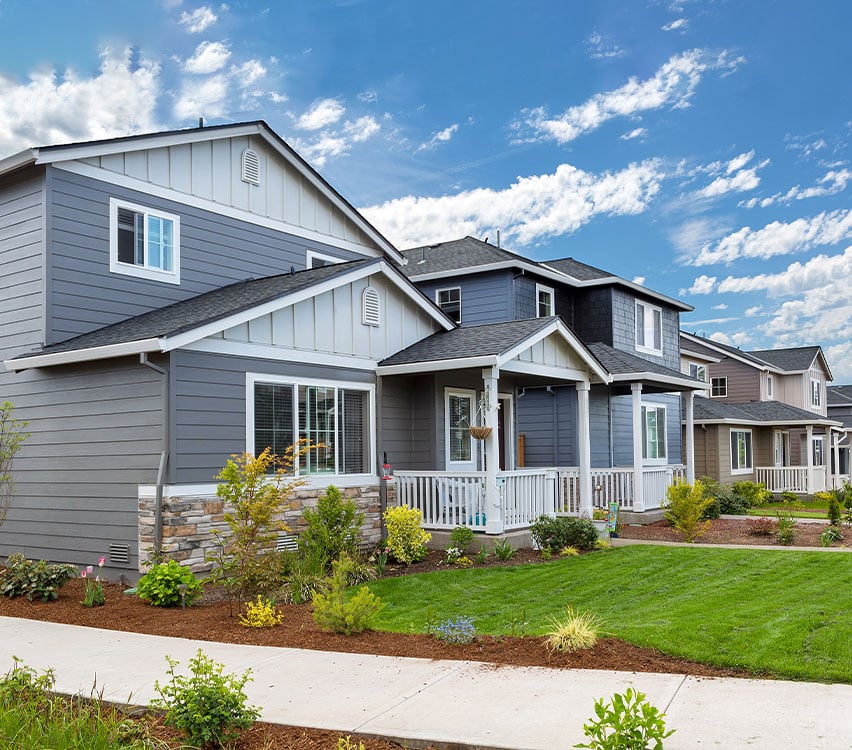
left=755, top=466, right=829, bottom=494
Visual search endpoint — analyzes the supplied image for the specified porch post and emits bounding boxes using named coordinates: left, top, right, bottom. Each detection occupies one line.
left=684, top=391, right=695, bottom=485
left=806, top=424, right=814, bottom=495
left=483, top=367, right=503, bottom=534
left=632, top=383, right=645, bottom=512
left=577, top=381, right=593, bottom=518
left=833, top=430, right=841, bottom=489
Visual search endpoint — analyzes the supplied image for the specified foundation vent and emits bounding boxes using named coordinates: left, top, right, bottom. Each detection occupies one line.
left=276, top=534, right=299, bottom=553
left=108, top=543, right=130, bottom=565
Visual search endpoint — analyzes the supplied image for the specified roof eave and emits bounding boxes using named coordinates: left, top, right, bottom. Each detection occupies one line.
left=610, top=372, right=705, bottom=390
left=5, top=339, right=162, bottom=372
left=0, top=149, right=37, bottom=178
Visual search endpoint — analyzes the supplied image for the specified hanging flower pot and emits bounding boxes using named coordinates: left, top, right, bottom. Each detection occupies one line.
left=469, top=425, right=492, bottom=440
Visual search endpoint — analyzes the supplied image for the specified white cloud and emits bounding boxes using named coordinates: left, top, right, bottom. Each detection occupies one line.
left=586, top=32, right=623, bottom=60
left=709, top=331, right=733, bottom=345
left=685, top=317, right=738, bottom=325
left=662, top=18, right=688, bottom=31
left=358, top=90, right=377, bottom=103
left=679, top=274, right=717, bottom=295
left=744, top=168, right=852, bottom=208
left=633, top=276, right=646, bottom=286
left=184, top=41, right=231, bottom=74
left=668, top=216, right=732, bottom=257
left=292, top=115, right=381, bottom=168
left=711, top=303, right=728, bottom=310
left=231, top=59, right=266, bottom=86
left=512, top=49, right=745, bottom=145
left=362, top=159, right=664, bottom=248
left=180, top=6, right=218, bottom=33
left=620, top=127, right=647, bottom=141
left=827, top=342, right=852, bottom=383
left=174, top=75, right=228, bottom=119
left=726, top=150, right=754, bottom=173
left=416, top=123, right=459, bottom=152
left=744, top=305, right=762, bottom=316
left=692, top=209, right=852, bottom=265
left=296, top=98, right=345, bottom=130
left=0, top=48, right=160, bottom=156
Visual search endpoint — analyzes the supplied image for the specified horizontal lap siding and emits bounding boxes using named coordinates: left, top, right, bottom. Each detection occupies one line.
left=379, top=375, right=434, bottom=471
left=0, top=359, right=163, bottom=569
left=171, top=350, right=376, bottom=483
left=46, top=168, right=366, bottom=344
left=416, top=272, right=512, bottom=326
left=0, top=169, right=44, bottom=360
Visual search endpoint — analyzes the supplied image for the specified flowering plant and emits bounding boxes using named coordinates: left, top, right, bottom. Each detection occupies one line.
left=81, top=556, right=106, bottom=607
left=371, top=546, right=390, bottom=576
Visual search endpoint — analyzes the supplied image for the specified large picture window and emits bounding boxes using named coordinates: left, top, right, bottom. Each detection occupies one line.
left=730, top=430, right=753, bottom=473
left=250, top=375, right=373, bottom=476
left=110, top=198, right=180, bottom=284
left=635, top=301, right=662, bottom=354
left=641, top=404, right=667, bottom=461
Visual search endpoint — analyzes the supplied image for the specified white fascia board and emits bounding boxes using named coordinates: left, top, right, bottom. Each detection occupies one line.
left=610, top=371, right=706, bottom=390
left=4, top=338, right=161, bottom=371
left=679, top=332, right=776, bottom=372
left=680, top=349, right=721, bottom=364
left=377, top=355, right=498, bottom=376
left=55, top=161, right=383, bottom=260
left=500, top=359, right=592, bottom=382
left=376, top=260, right=455, bottom=330
left=161, top=262, right=386, bottom=351
left=183, top=338, right=379, bottom=370
left=690, top=417, right=841, bottom=428
left=0, top=149, right=37, bottom=177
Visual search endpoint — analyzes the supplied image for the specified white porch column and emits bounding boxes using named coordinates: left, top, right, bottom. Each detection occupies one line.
left=632, top=383, right=645, bottom=512
left=833, top=430, right=841, bottom=489
left=684, top=391, right=695, bottom=485
left=483, top=367, right=503, bottom=534
left=806, top=424, right=814, bottom=495
left=577, top=381, right=593, bottom=518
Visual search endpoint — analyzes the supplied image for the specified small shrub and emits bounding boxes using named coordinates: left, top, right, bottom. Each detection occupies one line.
left=664, top=479, right=714, bottom=542
left=781, top=490, right=799, bottom=504
left=493, top=538, right=515, bottom=560
left=827, top=494, right=842, bottom=526
left=137, top=559, right=202, bottom=608
left=546, top=607, right=602, bottom=653
left=299, top=485, right=364, bottom=571
left=371, top=546, right=389, bottom=576
left=432, top=615, right=476, bottom=645
left=383, top=506, right=431, bottom=564
left=152, top=649, right=259, bottom=749
left=594, top=539, right=612, bottom=551
left=475, top=546, right=488, bottom=564
left=530, top=515, right=599, bottom=551
left=345, top=554, right=378, bottom=586
left=775, top=510, right=797, bottom=546
left=445, top=546, right=464, bottom=564
left=239, top=595, right=283, bottom=628
left=576, top=687, right=675, bottom=750
left=279, top=551, right=328, bottom=605
left=560, top=545, right=580, bottom=557
left=820, top=526, right=843, bottom=547
left=337, top=736, right=366, bottom=750
left=732, top=480, right=772, bottom=507
left=0, top=553, right=75, bottom=602
left=449, top=525, right=475, bottom=552
left=312, top=554, right=383, bottom=634
left=746, top=517, right=776, bottom=537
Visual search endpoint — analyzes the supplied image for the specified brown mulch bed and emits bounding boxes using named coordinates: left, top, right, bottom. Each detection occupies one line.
left=618, top=516, right=838, bottom=547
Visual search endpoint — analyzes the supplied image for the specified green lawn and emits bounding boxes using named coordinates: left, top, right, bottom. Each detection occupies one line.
left=746, top=501, right=829, bottom=519
left=367, top=545, right=852, bottom=683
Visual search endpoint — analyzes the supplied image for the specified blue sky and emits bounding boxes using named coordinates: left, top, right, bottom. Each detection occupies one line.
left=1, top=1, right=850, bottom=377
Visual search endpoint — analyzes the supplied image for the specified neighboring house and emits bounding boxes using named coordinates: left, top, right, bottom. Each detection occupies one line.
left=0, top=123, right=703, bottom=577
left=827, top=385, right=852, bottom=480
left=680, top=333, right=841, bottom=493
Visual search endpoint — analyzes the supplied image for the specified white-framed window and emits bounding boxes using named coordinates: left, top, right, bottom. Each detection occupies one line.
left=247, top=374, right=374, bottom=477
left=813, top=436, right=826, bottom=466
left=767, top=375, right=774, bottom=400
left=445, top=389, right=475, bottom=465
left=536, top=283, right=555, bottom=318
left=306, top=250, right=342, bottom=268
left=635, top=301, right=663, bottom=354
left=730, top=429, right=753, bottom=473
left=688, top=363, right=707, bottom=382
left=811, top=379, right=821, bottom=407
left=436, top=287, right=462, bottom=324
left=109, top=198, right=180, bottom=284
left=711, top=377, right=727, bottom=398
left=641, top=404, right=667, bottom=462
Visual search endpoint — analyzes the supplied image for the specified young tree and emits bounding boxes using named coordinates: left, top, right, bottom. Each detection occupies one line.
left=0, top=401, right=29, bottom=529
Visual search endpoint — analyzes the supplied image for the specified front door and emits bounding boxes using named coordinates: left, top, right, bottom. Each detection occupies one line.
left=773, top=431, right=789, bottom=467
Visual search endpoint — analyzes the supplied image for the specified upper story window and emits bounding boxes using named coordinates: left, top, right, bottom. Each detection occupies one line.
left=767, top=375, right=774, bottom=400
left=635, top=301, right=662, bottom=354
left=711, top=377, right=727, bottom=398
left=641, top=403, right=667, bottom=462
left=536, top=284, right=555, bottom=318
left=688, top=363, right=707, bottom=383
left=811, top=379, right=821, bottom=407
left=109, top=198, right=180, bottom=284
left=307, top=250, right=342, bottom=268
left=436, top=287, right=462, bottom=324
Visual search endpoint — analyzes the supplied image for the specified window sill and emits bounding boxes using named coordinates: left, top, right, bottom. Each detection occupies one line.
left=110, top=260, right=181, bottom=285
left=635, top=345, right=663, bottom=356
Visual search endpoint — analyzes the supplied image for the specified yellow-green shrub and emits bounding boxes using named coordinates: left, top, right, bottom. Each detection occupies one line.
left=383, top=506, right=431, bottom=564
left=545, top=606, right=602, bottom=653
left=238, top=596, right=283, bottom=628
left=312, top=554, right=382, bottom=635
left=664, top=479, right=714, bottom=543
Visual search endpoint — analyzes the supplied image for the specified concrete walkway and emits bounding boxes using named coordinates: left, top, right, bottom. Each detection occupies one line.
left=2, top=616, right=852, bottom=749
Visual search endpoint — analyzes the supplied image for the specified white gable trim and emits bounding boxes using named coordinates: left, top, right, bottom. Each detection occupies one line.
left=183, top=338, right=379, bottom=370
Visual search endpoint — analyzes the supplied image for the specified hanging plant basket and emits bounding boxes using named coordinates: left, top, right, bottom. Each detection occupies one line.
left=469, top=425, right=492, bottom=440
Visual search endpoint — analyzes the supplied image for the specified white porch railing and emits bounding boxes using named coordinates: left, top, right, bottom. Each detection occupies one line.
left=755, top=466, right=829, bottom=494
left=502, top=469, right=553, bottom=530
left=394, top=471, right=487, bottom=530
left=643, top=466, right=687, bottom=511
left=558, top=468, right=634, bottom=514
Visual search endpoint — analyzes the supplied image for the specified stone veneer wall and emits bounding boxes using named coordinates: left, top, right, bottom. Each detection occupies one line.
left=139, top=484, right=386, bottom=572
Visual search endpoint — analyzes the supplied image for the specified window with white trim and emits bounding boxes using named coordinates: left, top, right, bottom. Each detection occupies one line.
left=811, top=379, right=821, bottom=407
left=730, top=429, right=753, bottom=473
left=711, top=377, right=727, bottom=398
left=536, top=284, right=554, bottom=318
left=446, top=390, right=474, bottom=464
left=251, top=377, right=373, bottom=476
left=813, top=436, right=826, bottom=466
left=635, top=301, right=662, bottom=354
left=767, top=375, right=774, bottom=400
left=436, top=287, right=462, bottom=324
left=688, top=363, right=707, bottom=383
left=306, top=250, right=342, bottom=268
left=110, top=198, right=180, bottom=284
left=641, top=404, right=667, bottom=461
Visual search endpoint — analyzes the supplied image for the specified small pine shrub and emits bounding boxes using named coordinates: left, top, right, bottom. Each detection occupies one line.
left=239, top=595, right=283, bottom=628
left=152, top=649, right=259, bottom=749
left=0, top=554, right=75, bottom=602
left=664, top=479, right=714, bottom=542
left=746, top=517, right=776, bottom=537
left=432, top=616, right=476, bottom=645
left=545, top=606, right=602, bottom=653
left=449, top=525, right=475, bottom=552
left=137, top=559, right=202, bottom=608
left=775, top=510, right=797, bottom=546
left=827, top=494, right=842, bottom=526
left=530, top=515, right=599, bottom=551
left=312, top=554, right=383, bottom=634
left=576, top=688, right=675, bottom=750
left=299, top=485, right=363, bottom=571
left=383, top=506, right=431, bottom=564
left=493, top=538, right=515, bottom=560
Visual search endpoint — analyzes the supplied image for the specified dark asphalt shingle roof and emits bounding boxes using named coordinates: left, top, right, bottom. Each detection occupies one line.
left=400, top=236, right=519, bottom=276
left=747, top=347, right=821, bottom=372
left=539, top=257, right=612, bottom=281
left=828, top=385, right=852, bottom=406
left=585, top=343, right=699, bottom=383
left=693, top=398, right=834, bottom=424
left=680, top=333, right=770, bottom=368
left=379, top=316, right=559, bottom=366
left=15, top=258, right=380, bottom=359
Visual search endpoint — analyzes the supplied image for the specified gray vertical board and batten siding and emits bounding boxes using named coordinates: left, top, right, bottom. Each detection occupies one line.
left=45, top=167, right=367, bottom=345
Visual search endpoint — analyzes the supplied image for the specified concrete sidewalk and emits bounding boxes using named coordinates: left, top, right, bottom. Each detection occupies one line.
left=2, top=616, right=851, bottom=749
